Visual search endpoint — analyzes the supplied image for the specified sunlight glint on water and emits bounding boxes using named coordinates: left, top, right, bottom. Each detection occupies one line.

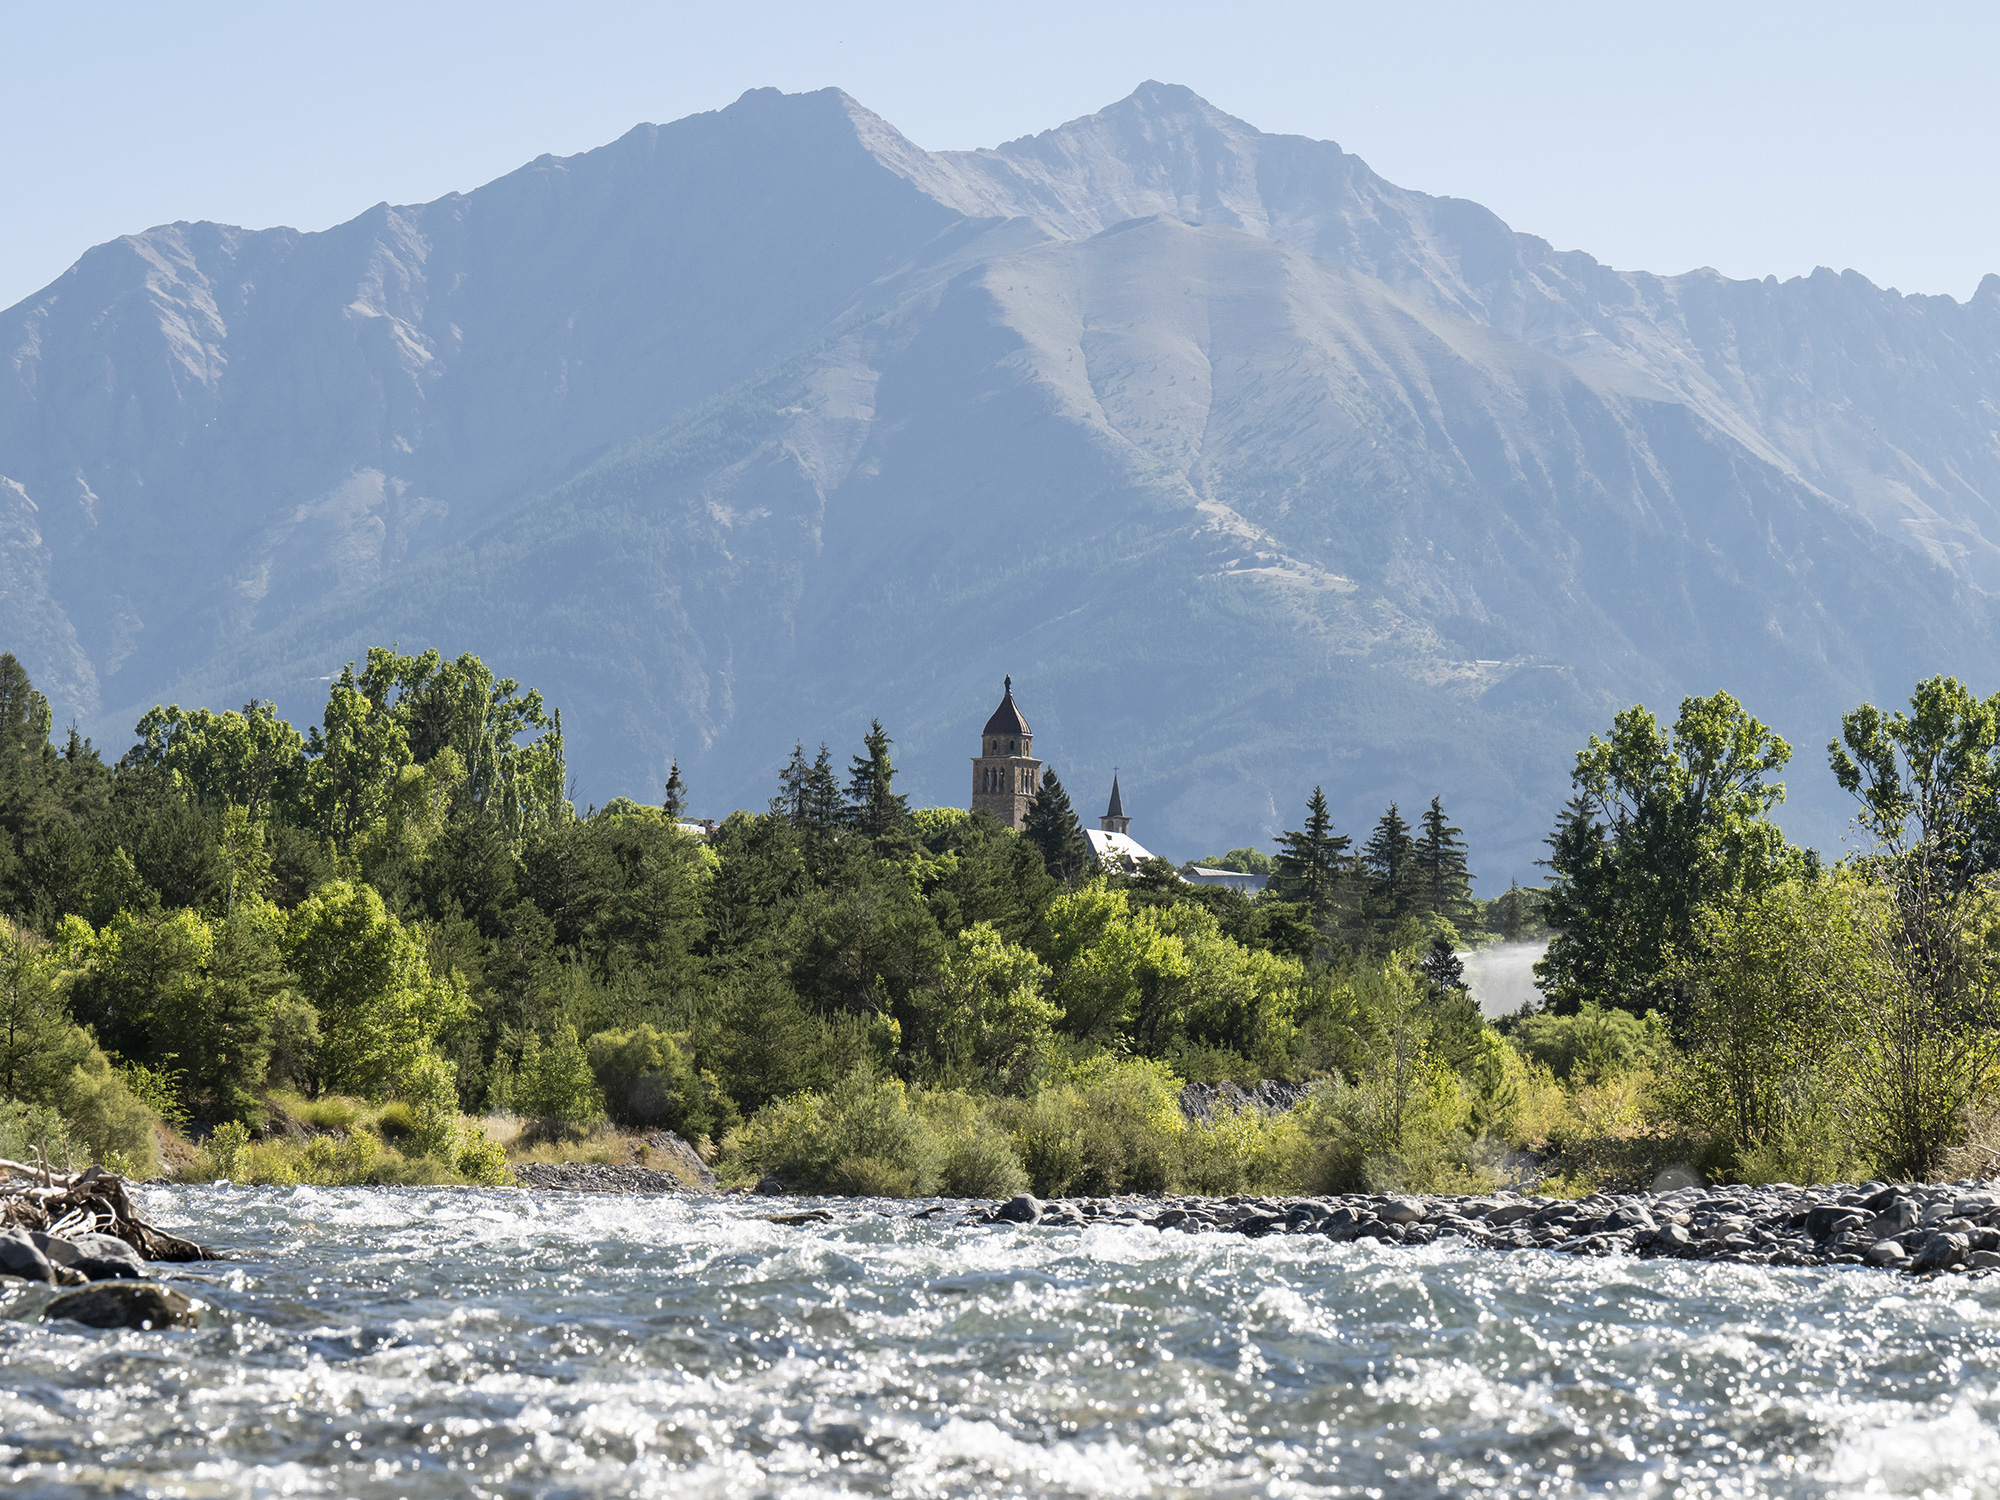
left=0, top=1186, right=1997, bottom=1497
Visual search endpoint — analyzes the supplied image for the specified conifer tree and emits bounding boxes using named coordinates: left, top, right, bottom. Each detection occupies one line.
left=1023, top=768, right=1091, bottom=883
left=1415, top=795, right=1474, bottom=927
left=777, top=744, right=811, bottom=823
left=1361, top=802, right=1419, bottom=933
left=662, top=761, right=687, bottom=821
left=1273, top=786, right=1351, bottom=934
left=803, top=745, right=845, bottom=838
left=845, top=720, right=909, bottom=839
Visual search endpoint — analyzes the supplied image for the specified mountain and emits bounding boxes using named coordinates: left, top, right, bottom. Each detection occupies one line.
left=5, top=81, right=1999, bottom=881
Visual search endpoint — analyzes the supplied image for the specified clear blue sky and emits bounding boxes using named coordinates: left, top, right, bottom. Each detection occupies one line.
left=4, top=0, right=1995, bottom=309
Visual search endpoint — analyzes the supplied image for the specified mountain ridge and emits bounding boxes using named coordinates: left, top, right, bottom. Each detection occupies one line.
left=4, top=83, right=1997, bottom=878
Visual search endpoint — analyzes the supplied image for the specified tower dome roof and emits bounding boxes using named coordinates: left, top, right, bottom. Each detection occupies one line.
left=982, top=676, right=1031, bottom=737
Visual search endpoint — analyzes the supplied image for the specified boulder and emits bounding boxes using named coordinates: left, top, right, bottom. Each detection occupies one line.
left=1808, top=1204, right=1865, bottom=1240
left=1912, top=1232, right=1969, bottom=1274
left=0, top=1227, right=55, bottom=1284
left=995, top=1195, right=1042, bottom=1225
left=44, top=1281, right=197, bottom=1330
left=34, top=1231, right=146, bottom=1281
left=1379, top=1200, right=1425, bottom=1225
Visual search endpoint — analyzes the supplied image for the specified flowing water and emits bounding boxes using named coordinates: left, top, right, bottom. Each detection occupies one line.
left=4, top=1186, right=2000, bottom=1498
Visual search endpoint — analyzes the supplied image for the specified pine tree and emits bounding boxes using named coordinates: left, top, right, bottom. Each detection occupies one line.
left=1419, top=927, right=1467, bottom=1003
left=803, top=745, right=845, bottom=837
left=846, top=720, right=909, bottom=839
left=1361, top=803, right=1419, bottom=934
left=662, top=761, right=687, bottom=821
left=1273, top=786, right=1351, bottom=934
left=777, top=743, right=811, bottom=823
left=1023, top=768, right=1091, bottom=882
left=1415, top=795, right=1475, bottom=927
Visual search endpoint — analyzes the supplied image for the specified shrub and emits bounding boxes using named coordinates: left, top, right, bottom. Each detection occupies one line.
left=203, top=1119, right=253, bottom=1181
left=992, top=1057, right=1186, bottom=1197
left=1295, top=1057, right=1484, bottom=1195
left=921, top=1090, right=1030, bottom=1199
left=1510, top=1004, right=1663, bottom=1085
left=585, top=1024, right=735, bottom=1140
left=0, top=1099, right=76, bottom=1171
left=1008, top=1089, right=1087, bottom=1197
left=53, top=1050, right=160, bottom=1178
left=1173, top=1105, right=1309, bottom=1196
left=721, top=1064, right=941, bottom=1196
left=516, top=1025, right=605, bottom=1135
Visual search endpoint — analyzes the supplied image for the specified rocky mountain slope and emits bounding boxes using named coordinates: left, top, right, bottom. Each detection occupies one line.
left=4, top=82, right=1997, bottom=876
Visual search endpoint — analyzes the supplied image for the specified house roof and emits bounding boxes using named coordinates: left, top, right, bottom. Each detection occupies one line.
left=982, top=675, right=1031, bottom=737
left=1084, top=827, right=1155, bottom=867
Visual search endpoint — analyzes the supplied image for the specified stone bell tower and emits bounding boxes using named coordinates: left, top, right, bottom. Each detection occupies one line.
left=971, top=676, right=1041, bottom=830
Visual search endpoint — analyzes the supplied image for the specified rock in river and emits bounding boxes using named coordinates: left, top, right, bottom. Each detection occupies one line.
left=44, top=1282, right=198, bottom=1331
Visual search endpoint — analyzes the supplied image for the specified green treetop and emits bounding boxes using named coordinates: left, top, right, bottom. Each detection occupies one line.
left=1273, top=786, right=1351, bottom=938
left=1415, top=796, right=1475, bottom=928
left=1539, top=691, right=1804, bottom=1016
left=1024, top=768, right=1091, bottom=883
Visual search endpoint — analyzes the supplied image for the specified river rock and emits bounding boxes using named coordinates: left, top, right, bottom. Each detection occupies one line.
left=44, top=1281, right=198, bottom=1330
left=34, top=1231, right=146, bottom=1281
left=638, top=1130, right=719, bottom=1189
left=1380, top=1199, right=1425, bottom=1224
left=1912, top=1232, right=1970, bottom=1273
left=996, top=1194, right=1042, bottom=1224
left=513, top=1163, right=698, bottom=1194
left=0, top=1227, right=56, bottom=1284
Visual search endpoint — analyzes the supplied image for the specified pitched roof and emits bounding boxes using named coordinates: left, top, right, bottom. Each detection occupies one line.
left=982, top=675, right=1031, bottom=737
left=1105, top=772, right=1125, bottom=820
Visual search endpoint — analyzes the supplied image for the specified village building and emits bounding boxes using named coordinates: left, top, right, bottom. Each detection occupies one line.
left=1081, top=772, right=1156, bottom=869
left=970, top=676, right=1041, bottom=830
left=970, top=678, right=1168, bottom=871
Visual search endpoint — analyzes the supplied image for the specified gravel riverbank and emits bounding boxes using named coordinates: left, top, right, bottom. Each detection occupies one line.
left=965, top=1179, right=2000, bottom=1275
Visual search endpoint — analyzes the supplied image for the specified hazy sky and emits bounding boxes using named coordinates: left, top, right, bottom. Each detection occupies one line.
left=4, top=1, right=1995, bottom=309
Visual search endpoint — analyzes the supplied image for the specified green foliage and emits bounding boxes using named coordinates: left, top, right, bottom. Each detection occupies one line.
left=1828, top=675, right=2000, bottom=1179
left=1660, top=877, right=1869, bottom=1177
left=0, top=1098, right=75, bottom=1171
left=585, top=1023, right=736, bottom=1140
left=1196, top=848, right=1274, bottom=877
left=907, top=923, right=1056, bottom=1091
left=1540, top=692, right=1806, bottom=1016
left=1023, top=770, right=1091, bottom=884
left=920, top=1090, right=1030, bottom=1199
left=0, top=919, right=70, bottom=1099
left=1509, top=1003, right=1664, bottom=1086
left=203, top=1118, right=253, bottom=1180
left=286, top=880, right=468, bottom=1099
left=515, top=1025, right=605, bottom=1132
left=1272, top=786, right=1350, bottom=940
left=723, top=1064, right=938, bottom=1196
left=26, top=644, right=2000, bottom=1197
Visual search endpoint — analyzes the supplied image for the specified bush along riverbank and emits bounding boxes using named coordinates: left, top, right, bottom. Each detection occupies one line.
left=867, top=1180, right=2000, bottom=1277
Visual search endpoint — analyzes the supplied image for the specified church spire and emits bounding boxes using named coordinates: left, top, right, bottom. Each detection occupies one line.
left=1100, top=771, right=1130, bottom=835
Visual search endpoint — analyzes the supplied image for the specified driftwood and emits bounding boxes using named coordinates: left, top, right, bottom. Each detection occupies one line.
left=0, top=1158, right=218, bottom=1261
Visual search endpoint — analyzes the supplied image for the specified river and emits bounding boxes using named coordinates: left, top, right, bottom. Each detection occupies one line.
left=3, top=1185, right=1999, bottom=1497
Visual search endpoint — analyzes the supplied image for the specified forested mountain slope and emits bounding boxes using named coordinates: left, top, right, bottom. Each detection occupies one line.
left=4, top=82, right=1997, bottom=877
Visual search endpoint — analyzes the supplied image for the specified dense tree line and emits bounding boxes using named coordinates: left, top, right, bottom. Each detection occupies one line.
left=0, top=647, right=1505, bottom=1173
left=14, top=636, right=1995, bottom=1194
